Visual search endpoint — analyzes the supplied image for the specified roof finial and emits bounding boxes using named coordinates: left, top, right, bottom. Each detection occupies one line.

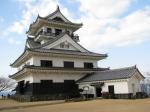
left=57, top=5, right=60, bottom=11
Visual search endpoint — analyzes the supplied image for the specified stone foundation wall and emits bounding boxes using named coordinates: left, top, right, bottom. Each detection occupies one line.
left=115, top=93, right=133, bottom=99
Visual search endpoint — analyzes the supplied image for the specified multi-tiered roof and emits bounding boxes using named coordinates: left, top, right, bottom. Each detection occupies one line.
left=27, top=6, right=82, bottom=36
left=10, top=6, right=107, bottom=79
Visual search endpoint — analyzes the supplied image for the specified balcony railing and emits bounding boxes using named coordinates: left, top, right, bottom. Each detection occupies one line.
left=70, top=34, right=79, bottom=42
left=35, top=31, right=55, bottom=38
left=35, top=30, right=79, bottom=42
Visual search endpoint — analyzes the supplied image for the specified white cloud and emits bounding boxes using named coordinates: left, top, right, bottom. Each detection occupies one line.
left=76, top=0, right=150, bottom=51
left=3, top=0, right=150, bottom=50
left=0, top=17, right=4, bottom=23
left=3, top=0, right=71, bottom=45
left=4, top=0, right=71, bottom=35
left=8, top=38, right=21, bottom=45
left=78, top=0, right=132, bottom=18
left=8, top=22, right=24, bottom=34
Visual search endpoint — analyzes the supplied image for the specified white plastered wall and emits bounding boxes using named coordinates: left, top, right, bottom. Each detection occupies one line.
left=16, top=74, right=33, bottom=83
left=102, top=81, right=129, bottom=94
left=32, top=72, right=86, bottom=83
left=32, top=56, right=98, bottom=68
left=79, top=84, right=96, bottom=97
left=18, top=57, right=34, bottom=71
left=79, top=80, right=129, bottom=97
left=128, top=72, right=142, bottom=95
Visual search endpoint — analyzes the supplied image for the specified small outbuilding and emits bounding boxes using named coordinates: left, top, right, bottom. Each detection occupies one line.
left=77, top=66, right=145, bottom=98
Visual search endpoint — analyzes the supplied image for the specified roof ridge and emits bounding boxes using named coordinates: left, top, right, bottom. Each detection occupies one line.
left=37, top=32, right=91, bottom=53
left=43, top=6, right=72, bottom=23
left=39, top=32, right=67, bottom=48
left=100, top=65, right=137, bottom=72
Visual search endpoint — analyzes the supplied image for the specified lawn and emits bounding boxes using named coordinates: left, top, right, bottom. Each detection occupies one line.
left=0, top=99, right=150, bottom=112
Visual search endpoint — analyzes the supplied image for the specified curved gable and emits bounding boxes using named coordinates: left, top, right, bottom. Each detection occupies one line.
left=46, top=6, right=71, bottom=23
left=43, top=34, right=88, bottom=52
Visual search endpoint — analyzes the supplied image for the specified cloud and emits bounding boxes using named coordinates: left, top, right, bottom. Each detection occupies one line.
left=3, top=0, right=150, bottom=50
left=8, top=22, right=25, bottom=34
left=8, top=38, right=21, bottom=45
left=76, top=0, right=150, bottom=51
left=100, top=7, right=150, bottom=47
left=2, top=0, right=68, bottom=45
left=4, top=0, right=71, bottom=35
left=78, top=0, right=132, bottom=18
left=0, top=17, right=4, bottom=23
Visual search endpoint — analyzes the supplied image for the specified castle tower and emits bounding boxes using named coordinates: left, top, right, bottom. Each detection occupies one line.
left=9, top=6, right=107, bottom=101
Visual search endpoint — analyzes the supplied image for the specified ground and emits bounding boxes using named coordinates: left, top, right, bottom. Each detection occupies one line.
left=0, top=99, right=150, bottom=112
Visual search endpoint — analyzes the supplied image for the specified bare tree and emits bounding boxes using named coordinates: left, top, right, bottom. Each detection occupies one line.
left=0, top=77, right=16, bottom=93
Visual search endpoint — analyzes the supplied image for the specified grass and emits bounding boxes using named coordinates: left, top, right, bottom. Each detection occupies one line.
left=0, top=98, right=150, bottom=112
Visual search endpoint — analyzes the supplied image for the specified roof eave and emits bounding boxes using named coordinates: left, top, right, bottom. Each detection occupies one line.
left=77, top=78, right=129, bottom=84
left=26, top=18, right=83, bottom=35
left=9, top=66, right=98, bottom=79
left=10, top=49, right=31, bottom=68
left=29, top=50, right=107, bottom=59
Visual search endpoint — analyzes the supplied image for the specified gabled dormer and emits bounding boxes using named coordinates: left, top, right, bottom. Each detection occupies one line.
left=26, top=6, right=83, bottom=48
left=45, top=6, right=71, bottom=23
left=42, top=33, right=88, bottom=52
left=26, top=6, right=82, bottom=37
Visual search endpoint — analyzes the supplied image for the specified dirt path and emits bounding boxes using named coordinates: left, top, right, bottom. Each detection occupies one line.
left=0, top=99, right=150, bottom=112
left=0, top=99, right=64, bottom=111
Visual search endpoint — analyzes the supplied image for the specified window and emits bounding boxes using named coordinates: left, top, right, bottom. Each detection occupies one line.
left=64, top=61, right=74, bottom=68
left=55, top=29, right=62, bottom=35
left=47, top=28, right=52, bottom=33
left=40, top=60, right=52, bottom=67
left=53, top=17, right=64, bottom=22
left=60, top=43, right=65, bottom=48
left=108, top=85, right=114, bottom=94
left=84, top=62, right=93, bottom=69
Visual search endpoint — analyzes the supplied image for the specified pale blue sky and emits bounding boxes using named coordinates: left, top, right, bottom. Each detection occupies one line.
left=0, top=0, right=150, bottom=77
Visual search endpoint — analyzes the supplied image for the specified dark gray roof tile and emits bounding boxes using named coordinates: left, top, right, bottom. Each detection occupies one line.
left=28, top=48, right=107, bottom=57
left=27, top=38, right=41, bottom=48
left=77, top=66, right=141, bottom=83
